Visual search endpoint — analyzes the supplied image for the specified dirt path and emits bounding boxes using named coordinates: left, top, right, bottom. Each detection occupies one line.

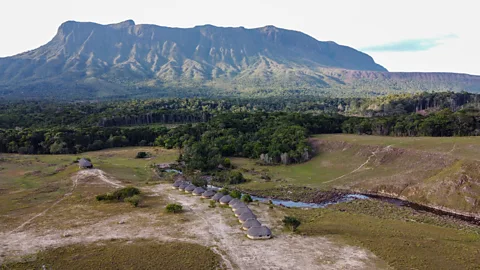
left=79, top=169, right=125, bottom=188
left=7, top=171, right=81, bottom=235
left=323, top=145, right=393, bottom=184
left=7, top=169, right=122, bottom=235
left=150, top=184, right=384, bottom=270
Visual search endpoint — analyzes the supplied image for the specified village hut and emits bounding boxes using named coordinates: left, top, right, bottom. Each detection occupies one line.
left=79, top=158, right=93, bottom=169
left=192, top=187, right=206, bottom=196
left=239, top=212, right=257, bottom=223
left=234, top=207, right=252, bottom=217
left=228, top=199, right=240, bottom=207
left=185, top=184, right=196, bottom=193
left=247, top=226, right=272, bottom=240
left=202, top=190, right=216, bottom=199
left=211, top=193, right=224, bottom=202
left=231, top=202, right=247, bottom=211
left=219, top=195, right=233, bottom=205
left=178, top=183, right=189, bottom=191
left=242, top=219, right=261, bottom=231
left=172, top=180, right=184, bottom=189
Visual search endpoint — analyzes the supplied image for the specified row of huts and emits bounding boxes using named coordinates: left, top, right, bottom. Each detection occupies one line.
left=172, top=179, right=272, bottom=240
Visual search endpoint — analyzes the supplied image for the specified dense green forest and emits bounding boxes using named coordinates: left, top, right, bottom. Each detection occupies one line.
left=342, top=108, right=480, bottom=136
left=2, top=92, right=479, bottom=129
left=0, top=113, right=343, bottom=168
left=2, top=91, right=480, bottom=167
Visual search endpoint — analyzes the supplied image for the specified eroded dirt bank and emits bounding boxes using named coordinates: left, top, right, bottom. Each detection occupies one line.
left=312, top=138, right=480, bottom=217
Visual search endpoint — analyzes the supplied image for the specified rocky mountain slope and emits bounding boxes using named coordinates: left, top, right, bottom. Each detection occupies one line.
left=1, top=20, right=480, bottom=99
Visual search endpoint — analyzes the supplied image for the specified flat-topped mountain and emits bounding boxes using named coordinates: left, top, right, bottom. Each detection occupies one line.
left=1, top=20, right=480, bottom=99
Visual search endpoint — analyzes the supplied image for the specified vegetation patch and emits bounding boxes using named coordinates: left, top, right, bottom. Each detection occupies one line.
left=96, top=187, right=141, bottom=202
left=2, top=240, right=223, bottom=270
left=165, top=203, right=183, bottom=213
left=285, top=202, right=480, bottom=270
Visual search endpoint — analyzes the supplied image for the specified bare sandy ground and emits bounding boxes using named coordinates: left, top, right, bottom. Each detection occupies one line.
left=0, top=169, right=387, bottom=269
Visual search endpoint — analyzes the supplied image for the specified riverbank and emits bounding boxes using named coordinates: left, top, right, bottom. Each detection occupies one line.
left=227, top=184, right=480, bottom=227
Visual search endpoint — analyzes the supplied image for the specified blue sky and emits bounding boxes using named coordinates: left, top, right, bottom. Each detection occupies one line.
left=0, top=0, right=478, bottom=74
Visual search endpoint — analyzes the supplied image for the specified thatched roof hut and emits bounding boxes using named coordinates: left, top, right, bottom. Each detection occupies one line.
left=178, top=183, right=189, bottom=191
left=231, top=202, right=247, bottom=211
left=242, top=219, right=261, bottom=231
left=79, top=158, right=93, bottom=169
left=234, top=207, right=252, bottom=217
left=239, top=212, right=257, bottom=223
left=211, top=193, right=224, bottom=202
left=172, top=180, right=184, bottom=189
left=202, top=190, right=216, bottom=199
left=219, top=195, right=233, bottom=204
left=247, top=226, right=272, bottom=239
left=185, top=184, right=196, bottom=193
left=192, top=187, right=206, bottom=196
left=228, top=198, right=240, bottom=207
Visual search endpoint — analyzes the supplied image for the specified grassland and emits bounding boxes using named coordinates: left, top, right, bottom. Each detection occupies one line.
left=2, top=240, right=222, bottom=270
left=0, top=147, right=178, bottom=232
left=316, top=134, right=480, bottom=160
left=287, top=200, right=480, bottom=270
left=2, top=142, right=480, bottom=269
left=231, top=134, right=480, bottom=216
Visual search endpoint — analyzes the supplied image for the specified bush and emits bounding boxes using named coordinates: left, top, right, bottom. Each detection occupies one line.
left=282, top=216, right=301, bottom=232
left=241, top=194, right=253, bottom=203
left=96, top=187, right=141, bottom=202
left=136, top=152, right=148, bottom=159
left=218, top=188, right=230, bottom=195
left=96, top=194, right=112, bottom=201
left=192, top=177, right=207, bottom=188
left=125, top=195, right=141, bottom=207
left=166, top=203, right=183, bottom=213
left=209, top=200, right=216, bottom=208
left=229, top=190, right=242, bottom=199
left=227, top=171, right=245, bottom=184
left=222, top=158, right=232, bottom=168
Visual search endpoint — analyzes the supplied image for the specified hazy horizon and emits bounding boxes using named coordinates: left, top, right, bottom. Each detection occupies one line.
left=1, top=0, right=478, bottom=74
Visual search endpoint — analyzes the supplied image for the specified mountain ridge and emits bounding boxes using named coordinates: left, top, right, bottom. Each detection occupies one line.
left=1, top=20, right=480, bottom=100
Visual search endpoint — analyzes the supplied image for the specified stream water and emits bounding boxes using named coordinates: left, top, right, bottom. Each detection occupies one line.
left=169, top=170, right=480, bottom=225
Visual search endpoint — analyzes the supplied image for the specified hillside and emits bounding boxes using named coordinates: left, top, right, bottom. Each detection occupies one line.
left=1, top=20, right=480, bottom=99
left=232, top=134, right=480, bottom=217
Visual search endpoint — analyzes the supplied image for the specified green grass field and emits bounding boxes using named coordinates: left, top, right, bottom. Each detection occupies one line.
left=2, top=141, right=480, bottom=269
left=2, top=240, right=222, bottom=270
left=232, top=134, right=480, bottom=215
left=0, top=147, right=178, bottom=231
left=317, top=134, right=480, bottom=160
left=287, top=200, right=480, bottom=270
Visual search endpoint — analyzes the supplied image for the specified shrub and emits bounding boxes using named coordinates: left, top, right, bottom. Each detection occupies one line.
left=282, top=216, right=301, bottom=232
left=209, top=200, right=216, bottom=208
left=227, top=171, right=245, bottom=184
left=192, top=177, right=207, bottom=188
left=218, top=188, right=230, bottom=195
left=222, top=158, right=232, bottom=168
left=125, top=195, right=141, bottom=207
left=111, top=187, right=141, bottom=201
left=230, top=190, right=242, bottom=199
left=166, top=203, right=183, bottom=213
left=136, top=152, right=148, bottom=159
left=96, top=194, right=112, bottom=201
left=241, top=194, right=253, bottom=203
left=96, top=187, right=140, bottom=202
